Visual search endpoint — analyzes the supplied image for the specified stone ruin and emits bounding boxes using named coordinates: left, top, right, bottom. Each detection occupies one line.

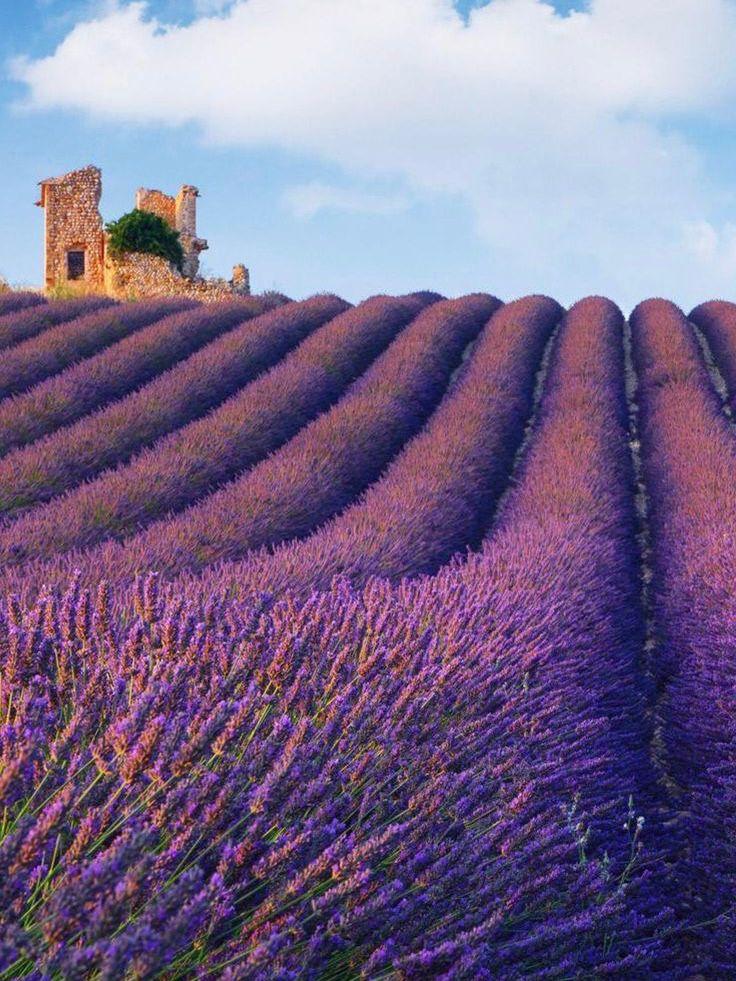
left=36, top=165, right=250, bottom=302
left=134, top=185, right=208, bottom=280
left=37, top=166, right=106, bottom=294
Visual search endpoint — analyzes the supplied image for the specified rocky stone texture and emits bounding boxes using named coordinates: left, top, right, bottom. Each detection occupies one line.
left=232, top=264, right=250, bottom=294
left=37, top=166, right=106, bottom=292
left=104, top=252, right=247, bottom=303
left=135, top=188, right=177, bottom=229
left=38, top=166, right=250, bottom=301
left=136, top=185, right=209, bottom=279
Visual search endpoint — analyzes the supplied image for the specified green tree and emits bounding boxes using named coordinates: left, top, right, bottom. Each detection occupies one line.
left=106, top=210, right=184, bottom=270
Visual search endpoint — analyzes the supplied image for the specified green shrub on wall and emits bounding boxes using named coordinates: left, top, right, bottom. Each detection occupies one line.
left=106, top=210, right=184, bottom=271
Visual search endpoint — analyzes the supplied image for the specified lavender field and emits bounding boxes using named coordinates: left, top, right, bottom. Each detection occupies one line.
left=1, top=290, right=735, bottom=977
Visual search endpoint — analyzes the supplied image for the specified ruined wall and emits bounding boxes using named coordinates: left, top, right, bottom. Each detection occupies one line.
left=135, top=188, right=177, bottom=229
left=39, top=166, right=250, bottom=300
left=137, top=185, right=200, bottom=238
left=232, top=264, right=250, bottom=294
left=104, top=251, right=247, bottom=303
left=37, top=166, right=106, bottom=292
left=175, top=186, right=208, bottom=278
left=137, top=184, right=208, bottom=278
left=175, top=186, right=198, bottom=236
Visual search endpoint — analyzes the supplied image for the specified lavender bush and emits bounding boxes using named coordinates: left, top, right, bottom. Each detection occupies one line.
left=227, top=294, right=562, bottom=595
left=632, top=298, right=736, bottom=973
left=0, top=571, right=663, bottom=978
left=5, top=290, right=734, bottom=974
left=0, top=297, right=196, bottom=400
left=0, top=295, right=115, bottom=351
left=0, top=298, right=277, bottom=457
left=81, top=293, right=497, bottom=582
left=0, top=295, right=337, bottom=516
left=690, top=298, right=736, bottom=402
left=0, top=295, right=672, bottom=976
left=0, top=290, right=46, bottom=316
left=0, top=294, right=434, bottom=562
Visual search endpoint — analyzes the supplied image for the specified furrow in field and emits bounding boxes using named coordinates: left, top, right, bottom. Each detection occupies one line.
left=0, top=297, right=276, bottom=457
left=0, top=294, right=347, bottom=517
left=621, top=319, right=664, bottom=789
left=0, top=297, right=197, bottom=400
left=631, top=298, right=736, bottom=973
left=216, top=294, right=562, bottom=595
left=0, top=296, right=115, bottom=351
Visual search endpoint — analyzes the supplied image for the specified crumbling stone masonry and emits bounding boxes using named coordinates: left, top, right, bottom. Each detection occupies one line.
left=37, top=165, right=250, bottom=301
left=104, top=252, right=242, bottom=303
left=135, top=185, right=208, bottom=279
left=37, top=166, right=106, bottom=293
left=134, top=187, right=177, bottom=229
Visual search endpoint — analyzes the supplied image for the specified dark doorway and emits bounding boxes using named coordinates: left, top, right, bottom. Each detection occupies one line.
left=67, top=250, right=85, bottom=281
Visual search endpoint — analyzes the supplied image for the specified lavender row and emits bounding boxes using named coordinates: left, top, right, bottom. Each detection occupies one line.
left=0, top=297, right=277, bottom=460
left=476, top=296, right=657, bottom=816
left=102, top=293, right=496, bottom=580
left=689, top=299, right=736, bottom=403
left=0, top=300, right=668, bottom=975
left=631, top=298, right=736, bottom=972
left=0, top=294, right=346, bottom=518
left=389, top=296, right=666, bottom=966
left=0, top=297, right=196, bottom=401
left=0, top=290, right=45, bottom=316
left=0, top=582, right=656, bottom=978
left=188, top=295, right=661, bottom=847
left=393, top=297, right=666, bottom=962
left=0, top=294, right=431, bottom=565
left=227, top=294, right=561, bottom=596
left=0, top=295, right=115, bottom=351
left=7, top=294, right=496, bottom=589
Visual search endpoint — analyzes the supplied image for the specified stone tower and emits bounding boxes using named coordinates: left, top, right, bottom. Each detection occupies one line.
left=36, top=165, right=106, bottom=292
left=136, top=184, right=208, bottom=278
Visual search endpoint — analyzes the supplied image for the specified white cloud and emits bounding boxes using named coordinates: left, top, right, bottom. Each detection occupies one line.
left=12, top=0, right=736, bottom=305
left=283, top=182, right=410, bottom=220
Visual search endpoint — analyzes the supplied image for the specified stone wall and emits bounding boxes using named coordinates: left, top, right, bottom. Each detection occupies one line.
left=37, top=166, right=106, bottom=292
left=104, top=251, right=246, bottom=303
left=135, top=188, right=177, bottom=229
left=175, top=186, right=198, bottom=237
left=136, top=184, right=208, bottom=278
left=232, top=264, right=250, bottom=294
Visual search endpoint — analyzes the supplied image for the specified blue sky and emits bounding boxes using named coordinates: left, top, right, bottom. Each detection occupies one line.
left=2, top=0, right=736, bottom=309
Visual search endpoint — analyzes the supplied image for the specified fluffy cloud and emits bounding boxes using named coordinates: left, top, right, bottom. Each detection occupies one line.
left=12, top=0, right=736, bottom=304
